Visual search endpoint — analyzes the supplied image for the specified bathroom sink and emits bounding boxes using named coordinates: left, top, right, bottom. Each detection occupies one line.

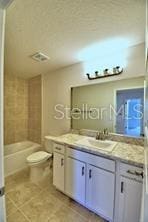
left=75, top=137, right=117, bottom=152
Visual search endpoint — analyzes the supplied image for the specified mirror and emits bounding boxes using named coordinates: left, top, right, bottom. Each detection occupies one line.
left=71, top=77, right=144, bottom=138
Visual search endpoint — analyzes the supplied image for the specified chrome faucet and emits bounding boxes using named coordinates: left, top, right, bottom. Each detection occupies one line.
left=103, top=128, right=108, bottom=135
left=96, top=128, right=108, bottom=140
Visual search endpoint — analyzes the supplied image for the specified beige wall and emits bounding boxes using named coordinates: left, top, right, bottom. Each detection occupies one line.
left=28, top=76, right=42, bottom=144
left=72, top=77, right=144, bottom=131
left=42, top=44, right=145, bottom=139
left=4, top=74, right=28, bottom=144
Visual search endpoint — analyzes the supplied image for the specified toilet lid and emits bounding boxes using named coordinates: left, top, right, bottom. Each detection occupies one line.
left=27, top=151, right=52, bottom=163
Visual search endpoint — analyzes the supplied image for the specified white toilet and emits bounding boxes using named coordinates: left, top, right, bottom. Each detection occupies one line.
left=27, top=139, right=53, bottom=183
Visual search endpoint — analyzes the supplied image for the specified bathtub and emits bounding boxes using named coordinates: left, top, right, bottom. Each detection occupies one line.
left=4, top=141, right=41, bottom=176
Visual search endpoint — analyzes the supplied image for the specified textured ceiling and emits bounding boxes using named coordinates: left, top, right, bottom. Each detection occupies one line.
left=5, top=0, right=145, bottom=78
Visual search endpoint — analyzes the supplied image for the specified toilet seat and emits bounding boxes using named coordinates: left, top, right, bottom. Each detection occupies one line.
left=27, top=151, right=52, bottom=164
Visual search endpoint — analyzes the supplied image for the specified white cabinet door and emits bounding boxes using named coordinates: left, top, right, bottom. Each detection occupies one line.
left=86, top=164, right=115, bottom=221
left=65, top=157, right=86, bottom=205
left=53, top=152, right=64, bottom=192
left=118, top=176, right=142, bottom=222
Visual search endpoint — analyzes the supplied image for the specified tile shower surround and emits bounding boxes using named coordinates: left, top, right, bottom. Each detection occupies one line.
left=4, top=74, right=28, bottom=144
left=4, top=74, right=41, bottom=144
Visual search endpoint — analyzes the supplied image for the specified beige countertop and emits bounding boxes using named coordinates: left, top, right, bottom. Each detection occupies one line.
left=45, top=133, right=144, bottom=168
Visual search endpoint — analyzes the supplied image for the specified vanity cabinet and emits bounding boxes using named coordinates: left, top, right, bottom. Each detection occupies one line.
left=66, top=157, right=86, bottom=204
left=86, top=164, right=115, bottom=220
left=53, top=144, right=65, bottom=192
left=65, top=147, right=115, bottom=221
left=52, top=143, right=143, bottom=222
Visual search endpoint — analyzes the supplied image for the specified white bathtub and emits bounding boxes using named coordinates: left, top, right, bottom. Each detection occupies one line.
left=4, top=141, right=41, bottom=176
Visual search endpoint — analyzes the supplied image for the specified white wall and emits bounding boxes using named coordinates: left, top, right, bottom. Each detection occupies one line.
left=42, top=43, right=145, bottom=139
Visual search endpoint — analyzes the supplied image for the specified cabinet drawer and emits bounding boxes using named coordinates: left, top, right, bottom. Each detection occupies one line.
left=53, top=143, right=65, bottom=154
left=67, top=147, right=115, bottom=172
left=120, top=163, right=143, bottom=182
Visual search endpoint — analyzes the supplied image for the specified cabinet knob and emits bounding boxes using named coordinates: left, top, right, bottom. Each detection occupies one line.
left=89, top=169, right=92, bottom=179
left=82, top=166, right=85, bottom=176
left=121, top=181, right=124, bottom=193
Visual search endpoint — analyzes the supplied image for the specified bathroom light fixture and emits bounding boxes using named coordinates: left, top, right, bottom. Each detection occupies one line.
left=86, top=66, right=123, bottom=80
left=31, top=52, right=50, bottom=62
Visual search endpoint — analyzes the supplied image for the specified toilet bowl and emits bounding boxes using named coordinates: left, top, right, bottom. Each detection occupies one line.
left=27, top=138, right=53, bottom=183
left=27, top=151, right=52, bottom=183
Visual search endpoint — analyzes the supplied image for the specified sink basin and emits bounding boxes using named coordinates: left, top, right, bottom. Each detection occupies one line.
left=75, top=137, right=117, bottom=152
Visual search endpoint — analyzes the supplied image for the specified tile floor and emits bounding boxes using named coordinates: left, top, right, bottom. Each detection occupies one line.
left=5, top=169, right=106, bottom=222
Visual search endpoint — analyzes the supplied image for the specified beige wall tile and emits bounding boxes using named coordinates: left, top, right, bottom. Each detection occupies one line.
left=4, top=74, right=41, bottom=145
left=4, top=74, right=29, bottom=144
left=28, top=75, right=41, bottom=144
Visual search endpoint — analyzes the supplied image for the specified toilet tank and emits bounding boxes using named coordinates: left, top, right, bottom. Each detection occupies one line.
left=44, top=138, right=53, bottom=154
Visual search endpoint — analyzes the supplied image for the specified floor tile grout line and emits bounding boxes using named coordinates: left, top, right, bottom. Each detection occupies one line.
left=6, top=180, right=49, bottom=210
left=47, top=190, right=89, bottom=221
left=46, top=187, right=105, bottom=222
left=6, top=196, right=22, bottom=211
left=7, top=188, right=43, bottom=210
left=7, top=190, right=88, bottom=222
left=7, top=179, right=87, bottom=220
left=6, top=187, right=44, bottom=221
left=6, top=185, right=51, bottom=221
left=7, top=201, right=31, bottom=222
left=20, top=189, right=64, bottom=222
left=10, top=183, right=53, bottom=210
left=6, top=171, right=105, bottom=222
left=8, top=183, right=100, bottom=222
left=7, top=189, right=101, bottom=222
left=46, top=196, right=90, bottom=222
left=17, top=208, right=31, bottom=222
left=5, top=196, right=18, bottom=217
left=6, top=196, right=30, bottom=221
left=44, top=186, right=90, bottom=218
